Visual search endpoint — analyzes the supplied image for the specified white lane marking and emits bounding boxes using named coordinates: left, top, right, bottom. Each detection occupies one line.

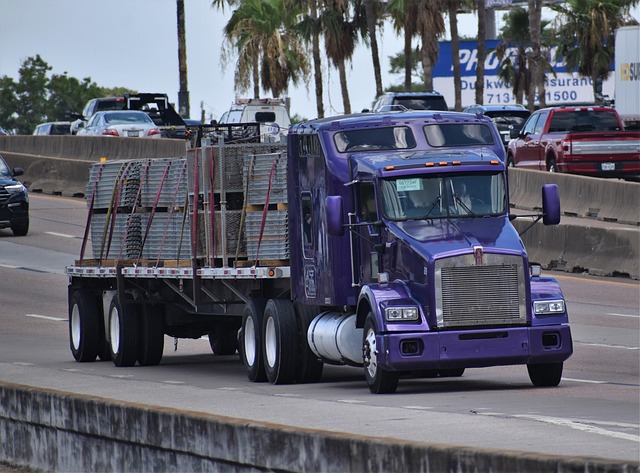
left=563, top=377, right=607, bottom=384
left=274, top=393, right=302, bottom=398
left=25, top=314, right=67, bottom=322
left=13, top=362, right=34, bottom=366
left=0, top=264, right=20, bottom=269
left=402, top=406, right=434, bottom=411
left=511, top=414, right=640, bottom=443
left=45, top=232, right=76, bottom=238
left=575, top=341, right=639, bottom=350
left=162, top=380, right=185, bottom=385
left=479, top=412, right=639, bottom=442
left=337, top=399, right=366, bottom=404
left=606, top=312, right=640, bottom=319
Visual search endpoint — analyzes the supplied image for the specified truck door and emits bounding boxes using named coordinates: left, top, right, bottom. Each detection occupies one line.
left=514, top=112, right=542, bottom=169
left=355, top=182, right=382, bottom=284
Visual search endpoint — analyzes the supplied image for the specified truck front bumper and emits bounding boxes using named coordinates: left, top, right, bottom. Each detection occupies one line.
left=377, top=325, right=573, bottom=372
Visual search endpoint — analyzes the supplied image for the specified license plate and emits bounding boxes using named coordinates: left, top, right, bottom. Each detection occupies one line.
left=601, top=162, right=615, bottom=171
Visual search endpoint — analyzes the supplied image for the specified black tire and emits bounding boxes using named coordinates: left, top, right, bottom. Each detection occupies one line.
left=263, top=299, right=299, bottom=384
left=240, top=299, right=267, bottom=382
left=11, top=218, right=29, bottom=236
left=137, top=304, right=164, bottom=366
left=293, top=302, right=323, bottom=383
left=439, top=368, right=465, bottom=377
left=547, top=157, right=557, bottom=172
left=528, top=362, right=563, bottom=387
left=108, top=295, right=139, bottom=367
left=208, top=326, right=239, bottom=355
left=69, top=290, right=99, bottom=362
left=363, top=313, right=399, bottom=394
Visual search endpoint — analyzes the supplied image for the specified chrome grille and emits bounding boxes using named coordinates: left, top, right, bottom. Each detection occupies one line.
left=435, top=254, right=526, bottom=328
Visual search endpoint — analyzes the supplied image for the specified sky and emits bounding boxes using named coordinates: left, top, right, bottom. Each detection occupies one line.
left=1, top=1, right=638, bottom=122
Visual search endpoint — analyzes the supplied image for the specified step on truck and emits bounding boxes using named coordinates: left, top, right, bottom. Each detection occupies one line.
left=67, top=110, right=573, bottom=394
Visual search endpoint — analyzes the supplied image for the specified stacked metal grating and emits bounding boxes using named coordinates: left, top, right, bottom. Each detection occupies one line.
left=245, top=210, right=289, bottom=260
left=243, top=152, right=287, bottom=206
left=86, top=157, right=192, bottom=262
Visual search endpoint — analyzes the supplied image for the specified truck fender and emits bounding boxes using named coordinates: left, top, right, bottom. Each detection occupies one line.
left=355, top=282, right=413, bottom=330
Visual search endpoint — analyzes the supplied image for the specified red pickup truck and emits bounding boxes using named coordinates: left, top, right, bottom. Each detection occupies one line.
left=506, top=106, right=640, bottom=177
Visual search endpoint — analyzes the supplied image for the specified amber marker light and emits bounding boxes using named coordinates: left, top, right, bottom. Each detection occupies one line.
left=490, top=160, right=500, bottom=165
left=268, top=268, right=276, bottom=277
left=385, top=165, right=395, bottom=170
left=439, top=161, right=448, bottom=166
left=452, top=161, right=461, bottom=165
left=425, top=162, right=435, bottom=167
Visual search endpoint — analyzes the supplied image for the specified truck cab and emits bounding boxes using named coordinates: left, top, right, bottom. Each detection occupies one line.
left=288, top=111, right=572, bottom=393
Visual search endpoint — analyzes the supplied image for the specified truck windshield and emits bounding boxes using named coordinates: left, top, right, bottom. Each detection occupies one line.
left=379, top=172, right=506, bottom=220
left=334, top=126, right=417, bottom=152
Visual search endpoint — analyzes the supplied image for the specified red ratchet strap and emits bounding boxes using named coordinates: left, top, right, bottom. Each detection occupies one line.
left=255, top=153, right=281, bottom=265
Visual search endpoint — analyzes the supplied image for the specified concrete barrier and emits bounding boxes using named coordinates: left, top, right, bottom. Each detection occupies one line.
left=509, top=168, right=640, bottom=226
left=0, top=136, right=188, bottom=197
left=1, top=382, right=637, bottom=473
left=514, top=219, right=639, bottom=279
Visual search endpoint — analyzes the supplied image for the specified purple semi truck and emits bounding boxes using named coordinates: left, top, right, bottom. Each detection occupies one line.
left=67, top=110, right=572, bottom=394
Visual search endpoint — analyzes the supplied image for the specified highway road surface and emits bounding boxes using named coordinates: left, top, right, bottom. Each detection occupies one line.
left=0, top=194, right=638, bottom=463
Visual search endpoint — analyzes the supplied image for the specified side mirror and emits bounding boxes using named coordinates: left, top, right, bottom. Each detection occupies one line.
left=12, top=167, right=24, bottom=177
left=542, top=184, right=561, bottom=225
left=326, top=196, right=345, bottom=236
left=509, top=128, right=520, bottom=139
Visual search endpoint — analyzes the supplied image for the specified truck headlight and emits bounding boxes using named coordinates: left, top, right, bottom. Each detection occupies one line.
left=385, top=306, right=419, bottom=321
left=533, top=300, right=565, bottom=315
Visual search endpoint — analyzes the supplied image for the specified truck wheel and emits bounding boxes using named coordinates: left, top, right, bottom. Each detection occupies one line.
left=241, top=299, right=267, bottom=382
left=69, top=290, right=99, bottom=362
left=108, top=295, right=139, bottom=367
left=137, top=304, right=164, bottom=366
left=263, top=299, right=299, bottom=384
left=363, top=314, right=399, bottom=394
left=547, top=158, right=557, bottom=172
left=527, top=362, right=563, bottom=387
left=209, top=327, right=239, bottom=355
left=293, top=302, right=323, bottom=383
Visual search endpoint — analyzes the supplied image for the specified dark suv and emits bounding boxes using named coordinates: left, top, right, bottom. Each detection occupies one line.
left=463, top=104, right=531, bottom=148
left=0, top=155, right=29, bottom=236
left=372, top=91, right=448, bottom=112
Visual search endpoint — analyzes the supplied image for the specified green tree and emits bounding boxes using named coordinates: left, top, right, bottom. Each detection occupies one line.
left=12, top=55, right=51, bottom=134
left=0, top=56, right=136, bottom=135
left=551, top=0, right=639, bottom=103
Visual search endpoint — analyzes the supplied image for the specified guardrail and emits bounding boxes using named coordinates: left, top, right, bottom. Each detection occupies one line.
left=1, top=381, right=637, bottom=473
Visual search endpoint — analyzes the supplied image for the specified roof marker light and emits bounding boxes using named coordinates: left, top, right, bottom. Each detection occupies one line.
left=425, top=162, right=435, bottom=167
left=452, top=161, right=461, bottom=165
left=439, top=161, right=448, bottom=166
left=490, top=160, right=500, bottom=165
left=385, top=165, right=395, bottom=171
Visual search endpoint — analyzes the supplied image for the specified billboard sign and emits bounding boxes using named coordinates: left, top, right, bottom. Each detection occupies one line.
left=433, top=40, right=613, bottom=108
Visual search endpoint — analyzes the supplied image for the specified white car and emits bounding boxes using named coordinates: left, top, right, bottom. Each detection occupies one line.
left=78, top=110, right=161, bottom=138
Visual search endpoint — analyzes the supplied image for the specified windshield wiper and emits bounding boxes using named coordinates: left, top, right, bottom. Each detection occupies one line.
left=453, top=196, right=477, bottom=216
left=423, top=196, right=442, bottom=219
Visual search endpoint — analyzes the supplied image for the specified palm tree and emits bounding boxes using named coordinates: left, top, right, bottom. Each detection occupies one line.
left=322, top=0, right=359, bottom=114
left=475, top=0, right=486, bottom=105
left=527, top=0, right=544, bottom=111
left=387, top=0, right=420, bottom=91
left=220, top=0, right=309, bottom=99
left=447, top=0, right=463, bottom=110
left=494, top=8, right=532, bottom=105
left=551, top=0, right=639, bottom=103
left=417, top=0, right=446, bottom=92
left=177, top=0, right=190, bottom=118
left=364, top=0, right=384, bottom=98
